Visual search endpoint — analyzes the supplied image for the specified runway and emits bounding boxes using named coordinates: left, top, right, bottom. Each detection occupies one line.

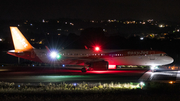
left=0, top=66, right=147, bottom=83
left=0, top=66, right=179, bottom=84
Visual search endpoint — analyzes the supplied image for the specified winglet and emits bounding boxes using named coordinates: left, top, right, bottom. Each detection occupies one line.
left=10, top=27, right=33, bottom=52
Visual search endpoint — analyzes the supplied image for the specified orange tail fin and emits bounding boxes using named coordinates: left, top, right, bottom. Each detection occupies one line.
left=10, top=27, right=33, bottom=52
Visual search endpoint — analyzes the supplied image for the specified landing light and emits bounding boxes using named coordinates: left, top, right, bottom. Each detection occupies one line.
left=50, top=51, right=61, bottom=59
left=50, top=51, right=57, bottom=59
left=150, top=65, right=158, bottom=70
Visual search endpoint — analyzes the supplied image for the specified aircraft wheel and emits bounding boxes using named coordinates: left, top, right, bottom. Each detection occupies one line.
left=81, top=68, right=87, bottom=72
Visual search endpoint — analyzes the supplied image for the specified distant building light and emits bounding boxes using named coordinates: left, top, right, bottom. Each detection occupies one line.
left=58, top=34, right=61, bottom=35
left=159, top=24, right=165, bottom=28
left=39, top=41, right=42, bottom=44
left=57, top=21, right=59, bottom=23
left=79, top=28, right=84, bottom=30
left=103, top=29, right=105, bottom=32
left=42, top=19, right=45, bottom=23
left=147, top=19, right=153, bottom=22
left=140, top=37, right=144, bottom=40
left=142, top=22, right=146, bottom=24
left=47, top=33, right=49, bottom=35
left=65, top=22, right=67, bottom=24
left=57, top=29, right=62, bottom=31
left=177, top=29, right=179, bottom=32
left=30, top=24, right=33, bottom=26
left=91, top=20, right=94, bottom=23
left=150, top=34, right=155, bottom=38
left=111, top=20, right=114, bottom=22
left=30, top=39, right=35, bottom=41
left=140, top=22, right=142, bottom=24
left=108, top=19, right=111, bottom=22
left=70, top=22, right=74, bottom=26
left=0, top=38, right=2, bottom=41
left=18, top=24, right=20, bottom=26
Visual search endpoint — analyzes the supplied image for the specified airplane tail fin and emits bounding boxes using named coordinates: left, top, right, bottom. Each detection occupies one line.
left=10, top=27, right=33, bottom=52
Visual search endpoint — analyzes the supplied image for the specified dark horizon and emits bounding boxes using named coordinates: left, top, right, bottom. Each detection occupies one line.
left=0, top=0, right=180, bottom=22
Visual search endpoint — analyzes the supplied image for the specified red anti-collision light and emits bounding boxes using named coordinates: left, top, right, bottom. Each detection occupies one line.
left=95, top=46, right=100, bottom=51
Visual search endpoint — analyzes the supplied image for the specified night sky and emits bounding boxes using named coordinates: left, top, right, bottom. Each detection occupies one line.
left=0, top=0, right=180, bottom=22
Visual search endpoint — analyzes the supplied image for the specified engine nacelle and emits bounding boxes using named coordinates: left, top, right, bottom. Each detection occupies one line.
left=89, top=61, right=108, bottom=70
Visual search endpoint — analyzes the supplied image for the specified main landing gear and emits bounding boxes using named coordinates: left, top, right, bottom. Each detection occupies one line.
left=81, top=67, right=87, bottom=72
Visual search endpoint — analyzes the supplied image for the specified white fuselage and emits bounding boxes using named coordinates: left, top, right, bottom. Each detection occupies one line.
left=33, top=49, right=174, bottom=66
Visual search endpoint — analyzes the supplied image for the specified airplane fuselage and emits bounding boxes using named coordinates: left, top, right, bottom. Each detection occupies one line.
left=8, top=49, right=174, bottom=66
left=7, top=27, right=174, bottom=72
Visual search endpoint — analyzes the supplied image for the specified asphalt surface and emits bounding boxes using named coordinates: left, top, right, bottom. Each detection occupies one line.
left=0, top=66, right=178, bottom=84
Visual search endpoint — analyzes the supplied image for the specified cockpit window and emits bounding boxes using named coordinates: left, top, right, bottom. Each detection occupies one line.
left=160, top=54, right=167, bottom=56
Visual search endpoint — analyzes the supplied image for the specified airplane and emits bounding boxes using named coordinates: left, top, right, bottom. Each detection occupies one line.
left=7, top=26, right=174, bottom=72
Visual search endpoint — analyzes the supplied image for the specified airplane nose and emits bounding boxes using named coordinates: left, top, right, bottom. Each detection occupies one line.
left=165, top=56, right=174, bottom=64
